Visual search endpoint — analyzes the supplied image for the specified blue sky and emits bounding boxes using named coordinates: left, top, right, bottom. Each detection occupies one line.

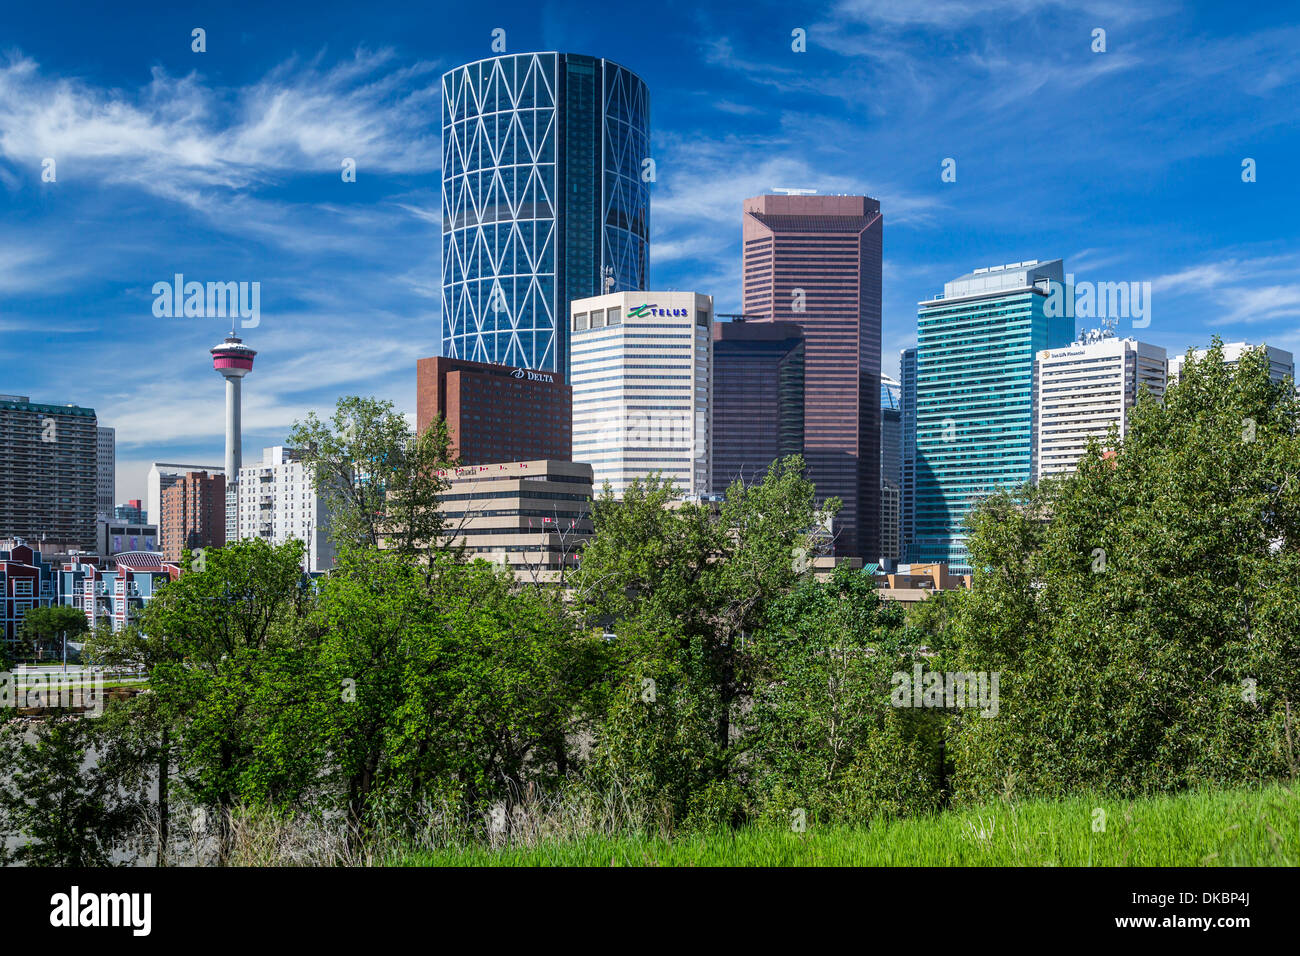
left=2, top=0, right=1298, bottom=502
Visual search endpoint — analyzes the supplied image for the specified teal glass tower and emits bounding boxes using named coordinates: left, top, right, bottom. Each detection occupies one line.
left=911, top=260, right=1073, bottom=571
left=900, top=346, right=917, bottom=560
left=441, top=53, right=650, bottom=378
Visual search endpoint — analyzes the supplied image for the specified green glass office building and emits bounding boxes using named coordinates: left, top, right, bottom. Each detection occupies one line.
left=911, top=260, right=1073, bottom=571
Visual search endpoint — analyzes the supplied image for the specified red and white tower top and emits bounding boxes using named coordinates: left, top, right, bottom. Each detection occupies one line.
left=211, top=333, right=256, bottom=376
left=212, top=333, right=256, bottom=531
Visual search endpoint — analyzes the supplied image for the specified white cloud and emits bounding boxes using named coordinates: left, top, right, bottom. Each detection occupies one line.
left=0, top=49, right=441, bottom=209
left=829, top=0, right=1168, bottom=29
left=1220, top=285, right=1300, bottom=324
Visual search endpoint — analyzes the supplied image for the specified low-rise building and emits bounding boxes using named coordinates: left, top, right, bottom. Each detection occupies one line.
left=0, top=542, right=58, bottom=650
left=875, top=562, right=972, bottom=606
left=435, top=459, right=593, bottom=583
left=97, top=518, right=158, bottom=557
left=63, top=551, right=178, bottom=634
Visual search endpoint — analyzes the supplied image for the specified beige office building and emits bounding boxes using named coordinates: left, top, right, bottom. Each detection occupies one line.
left=437, top=459, right=593, bottom=581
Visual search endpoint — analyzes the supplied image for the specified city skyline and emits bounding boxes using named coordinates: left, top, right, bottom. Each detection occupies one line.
left=2, top=2, right=1298, bottom=502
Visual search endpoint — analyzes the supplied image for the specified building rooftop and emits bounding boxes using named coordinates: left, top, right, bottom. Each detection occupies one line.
left=927, top=258, right=1064, bottom=304
left=0, top=396, right=96, bottom=417
left=881, top=375, right=901, bottom=411
left=112, top=551, right=166, bottom=570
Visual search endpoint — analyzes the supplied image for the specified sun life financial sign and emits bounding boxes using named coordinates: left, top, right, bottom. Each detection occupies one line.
left=511, top=368, right=555, bottom=383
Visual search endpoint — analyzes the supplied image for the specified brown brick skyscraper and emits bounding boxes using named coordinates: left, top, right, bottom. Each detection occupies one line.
left=160, top=471, right=226, bottom=563
left=741, top=195, right=882, bottom=560
left=416, top=356, right=572, bottom=465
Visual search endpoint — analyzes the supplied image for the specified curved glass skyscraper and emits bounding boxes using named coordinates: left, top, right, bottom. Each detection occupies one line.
left=441, top=53, right=650, bottom=377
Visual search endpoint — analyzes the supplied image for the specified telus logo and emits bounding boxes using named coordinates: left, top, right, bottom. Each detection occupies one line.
left=627, top=303, right=689, bottom=318
left=50, top=886, right=151, bottom=936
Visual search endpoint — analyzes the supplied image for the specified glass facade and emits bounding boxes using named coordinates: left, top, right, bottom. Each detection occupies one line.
left=912, top=260, right=1072, bottom=571
left=711, top=319, right=805, bottom=493
left=441, top=53, right=650, bottom=378
left=900, top=347, right=917, bottom=561
left=880, top=375, right=901, bottom=488
left=879, top=374, right=902, bottom=562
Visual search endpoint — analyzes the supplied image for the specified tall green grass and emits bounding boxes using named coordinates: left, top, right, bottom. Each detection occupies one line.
left=396, top=783, right=1298, bottom=866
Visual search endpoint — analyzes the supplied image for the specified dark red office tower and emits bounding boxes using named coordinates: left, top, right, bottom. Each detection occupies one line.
left=741, top=195, right=883, bottom=560
left=712, top=318, right=805, bottom=493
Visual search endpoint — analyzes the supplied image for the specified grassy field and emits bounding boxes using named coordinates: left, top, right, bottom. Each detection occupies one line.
left=398, top=782, right=1298, bottom=866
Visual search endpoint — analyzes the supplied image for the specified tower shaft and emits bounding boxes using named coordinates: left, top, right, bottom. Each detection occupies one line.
left=225, top=376, right=242, bottom=481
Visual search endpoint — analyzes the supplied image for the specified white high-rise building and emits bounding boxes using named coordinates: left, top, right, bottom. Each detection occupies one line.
left=96, top=427, right=115, bottom=519
left=1167, top=342, right=1295, bottom=387
left=235, top=446, right=334, bottom=572
left=1034, top=334, right=1167, bottom=482
left=570, top=291, right=713, bottom=498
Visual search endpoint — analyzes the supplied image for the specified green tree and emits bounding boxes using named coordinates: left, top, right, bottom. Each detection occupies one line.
left=312, top=549, right=602, bottom=831
left=948, top=339, right=1300, bottom=802
left=747, top=564, right=943, bottom=825
left=139, top=539, right=318, bottom=857
left=288, top=396, right=457, bottom=561
left=0, top=719, right=138, bottom=866
left=573, top=456, right=837, bottom=823
left=905, top=587, right=968, bottom=653
left=85, top=618, right=183, bottom=865
left=20, top=604, right=89, bottom=661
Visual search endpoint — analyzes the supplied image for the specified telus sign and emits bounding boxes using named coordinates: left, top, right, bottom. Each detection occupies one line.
left=627, top=303, right=688, bottom=318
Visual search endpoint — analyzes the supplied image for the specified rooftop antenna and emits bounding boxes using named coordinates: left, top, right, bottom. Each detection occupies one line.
left=602, top=265, right=615, bottom=294
left=771, top=187, right=818, bottom=196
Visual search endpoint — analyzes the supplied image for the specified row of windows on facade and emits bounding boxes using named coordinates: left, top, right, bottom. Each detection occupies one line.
left=442, top=508, right=591, bottom=519
left=572, top=307, right=622, bottom=330
left=439, top=490, right=590, bottom=502
left=572, top=310, right=713, bottom=332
